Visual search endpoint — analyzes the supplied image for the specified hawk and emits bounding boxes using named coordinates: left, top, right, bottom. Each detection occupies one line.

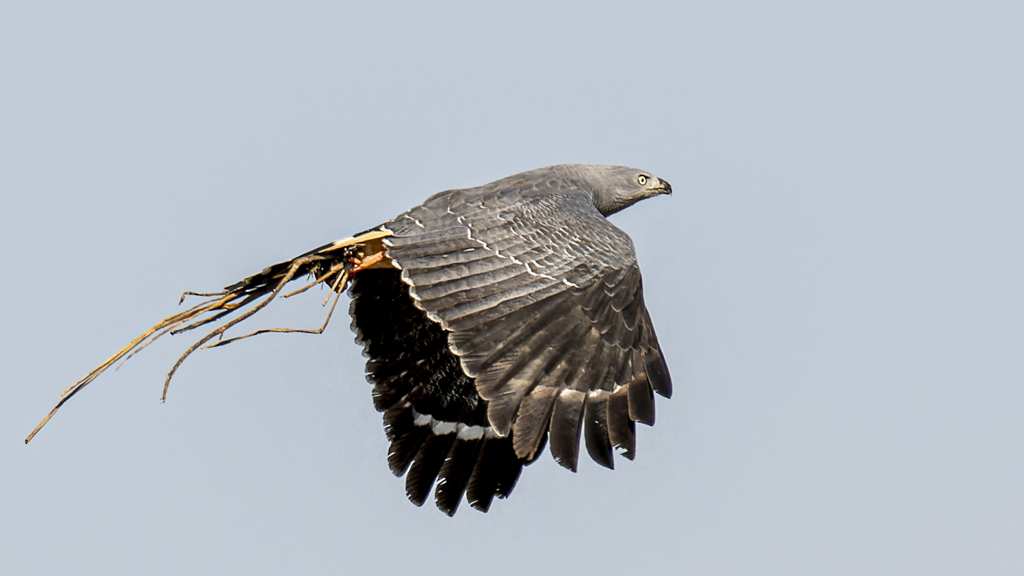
left=27, top=164, right=674, bottom=516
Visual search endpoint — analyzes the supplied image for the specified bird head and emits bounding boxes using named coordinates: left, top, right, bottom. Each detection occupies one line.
left=569, top=164, right=673, bottom=217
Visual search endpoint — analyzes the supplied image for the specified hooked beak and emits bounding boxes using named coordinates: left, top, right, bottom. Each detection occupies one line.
left=655, top=178, right=672, bottom=195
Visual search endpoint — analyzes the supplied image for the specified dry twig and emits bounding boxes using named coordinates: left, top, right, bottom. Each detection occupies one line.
left=25, top=229, right=392, bottom=443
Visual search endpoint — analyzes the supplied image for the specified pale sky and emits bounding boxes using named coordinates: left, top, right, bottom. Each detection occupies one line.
left=3, top=2, right=1022, bottom=574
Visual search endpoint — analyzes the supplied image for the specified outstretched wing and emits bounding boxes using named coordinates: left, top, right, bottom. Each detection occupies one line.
left=383, top=180, right=671, bottom=472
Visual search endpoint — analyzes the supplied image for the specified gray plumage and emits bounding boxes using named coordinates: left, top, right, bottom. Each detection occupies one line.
left=378, top=164, right=672, bottom=473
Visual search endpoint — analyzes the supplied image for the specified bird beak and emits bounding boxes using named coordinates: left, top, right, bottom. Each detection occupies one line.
left=656, top=178, right=672, bottom=195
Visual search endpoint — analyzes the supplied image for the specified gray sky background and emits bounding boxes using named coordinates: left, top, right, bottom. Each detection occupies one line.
left=2, top=2, right=1022, bottom=574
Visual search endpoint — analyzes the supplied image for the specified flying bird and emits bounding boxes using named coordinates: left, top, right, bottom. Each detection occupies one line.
left=27, top=164, right=674, bottom=516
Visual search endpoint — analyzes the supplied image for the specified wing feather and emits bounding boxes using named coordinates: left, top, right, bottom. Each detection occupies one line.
left=627, top=364, right=655, bottom=426
left=435, top=434, right=484, bottom=516
left=383, top=183, right=670, bottom=475
left=466, top=436, right=509, bottom=511
left=640, top=308, right=673, bottom=398
left=549, top=389, right=587, bottom=472
left=512, top=385, right=560, bottom=460
left=606, top=385, right=636, bottom=459
left=406, top=431, right=457, bottom=507
left=584, top=391, right=614, bottom=469
left=480, top=316, right=590, bottom=436
left=384, top=402, right=431, bottom=476
left=408, top=260, right=530, bottom=301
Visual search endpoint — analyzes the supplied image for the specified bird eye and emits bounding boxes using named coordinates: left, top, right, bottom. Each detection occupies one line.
left=638, top=175, right=648, bottom=185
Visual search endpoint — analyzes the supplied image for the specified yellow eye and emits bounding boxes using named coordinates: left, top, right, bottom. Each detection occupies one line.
left=638, top=175, right=648, bottom=185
